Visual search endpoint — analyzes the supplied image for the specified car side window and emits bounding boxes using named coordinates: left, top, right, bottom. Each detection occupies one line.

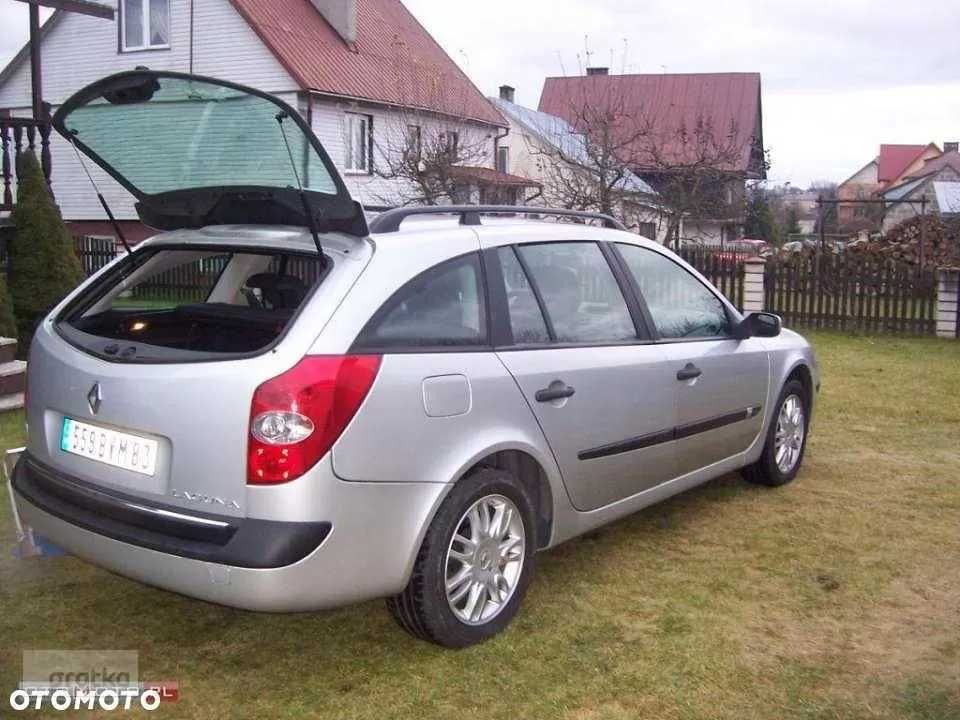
left=354, top=254, right=486, bottom=349
left=617, top=243, right=731, bottom=339
left=516, top=242, right=636, bottom=344
left=497, top=247, right=551, bottom=344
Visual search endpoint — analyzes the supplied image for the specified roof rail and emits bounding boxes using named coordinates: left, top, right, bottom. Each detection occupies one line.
left=367, top=205, right=627, bottom=234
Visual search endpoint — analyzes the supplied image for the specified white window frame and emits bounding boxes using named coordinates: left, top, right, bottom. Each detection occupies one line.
left=406, top=124, right=422, bottom=159
left=120, top=0, right=171, bottom=52
left=344, top=113, right=373, bottom=174
left=447, top=131, right=459, bottom=161
left=496, top=146, right=510, bottom=173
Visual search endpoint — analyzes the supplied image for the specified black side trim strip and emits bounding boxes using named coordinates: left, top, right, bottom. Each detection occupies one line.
left=578, top=428, right=675, bottom=461
left=577, top=405, right=762, bottom=461
left=674, top=406, right=761, bottom=440
left=13, top=456, right=331, bottom=569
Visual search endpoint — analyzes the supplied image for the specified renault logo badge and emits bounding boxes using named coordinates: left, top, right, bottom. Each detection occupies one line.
left=87, top=383, right=102, bottom=415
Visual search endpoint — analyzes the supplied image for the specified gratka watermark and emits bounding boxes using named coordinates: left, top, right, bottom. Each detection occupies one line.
left=8, top=651, right=179, bottom=713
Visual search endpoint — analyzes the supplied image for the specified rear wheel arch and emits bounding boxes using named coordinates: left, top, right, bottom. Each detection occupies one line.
left=462, top=450, right=554, bottom=550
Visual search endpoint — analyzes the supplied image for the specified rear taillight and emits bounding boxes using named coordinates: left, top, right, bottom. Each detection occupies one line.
left=247, top=355, right=381, bottom=485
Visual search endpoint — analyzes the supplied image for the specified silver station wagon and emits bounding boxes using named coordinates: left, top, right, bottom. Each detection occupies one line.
left=13, top=71, right=817, bottom=647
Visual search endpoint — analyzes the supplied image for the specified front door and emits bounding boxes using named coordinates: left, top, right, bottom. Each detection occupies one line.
left=658, top=339, right=768, bottom=476
left=490, top=241, right=678, bottom=512
left=615, top=243, right=769, bottom=477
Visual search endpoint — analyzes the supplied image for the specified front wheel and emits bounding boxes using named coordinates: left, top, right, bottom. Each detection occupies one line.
left=743, top=378, right=809, bottom=487
left=387, top=468, right=536, bottom=647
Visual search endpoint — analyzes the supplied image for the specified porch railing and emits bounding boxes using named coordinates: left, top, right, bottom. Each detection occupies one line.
left=0, top=117, right=53, bottom=212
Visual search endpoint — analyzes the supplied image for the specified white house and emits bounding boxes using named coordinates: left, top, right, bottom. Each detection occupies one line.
left=0, top=0, right=517, bottom=241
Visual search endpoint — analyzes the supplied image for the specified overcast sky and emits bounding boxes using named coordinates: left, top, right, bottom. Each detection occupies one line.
left=2, top=0, right=958, bottom=187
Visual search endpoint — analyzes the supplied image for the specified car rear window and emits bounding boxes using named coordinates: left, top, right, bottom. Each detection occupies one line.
left=352, top=253, right=487, bottom=350
left=58, top=247, right=326, bottom=362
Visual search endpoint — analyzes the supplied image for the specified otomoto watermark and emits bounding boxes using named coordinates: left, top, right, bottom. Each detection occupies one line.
left=7, top=651, right=179, bottom=713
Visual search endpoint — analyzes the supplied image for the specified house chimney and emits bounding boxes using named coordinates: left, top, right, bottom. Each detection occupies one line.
left=310, top=0, right=357, bottom=44
left=944, top=141, right=959, bottom=154
left=586, top=67, right=609, bottom=76
left=499, top=85, right=515, bottom=103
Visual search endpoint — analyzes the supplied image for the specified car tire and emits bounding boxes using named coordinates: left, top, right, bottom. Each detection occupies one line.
left=742, top=378, right=809, bottom=487
left=386, top=467, right=537, bottom=648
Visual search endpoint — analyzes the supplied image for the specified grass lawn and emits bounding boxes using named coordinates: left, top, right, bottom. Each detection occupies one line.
left=1, top=332, right=958, bottom=719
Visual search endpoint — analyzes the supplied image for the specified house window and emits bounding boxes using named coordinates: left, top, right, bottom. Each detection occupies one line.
left=406, top=124, right=422, bottom=159
left=496, top=146, right=510, bottom=173
left=444, top=131, right=459, bottom=161
left=345, top=113, right=372, bottom=173
left=637, top=221, right=656, bottom=239
left=121, top=0, right=170, bottom=51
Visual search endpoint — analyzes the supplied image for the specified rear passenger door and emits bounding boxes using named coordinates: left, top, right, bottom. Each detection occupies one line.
left=488, top=241, right=678, bottom=512
left=615, top=243, right=769, bottom=477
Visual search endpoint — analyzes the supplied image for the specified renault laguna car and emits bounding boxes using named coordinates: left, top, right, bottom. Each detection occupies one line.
left=12, top=71, right=817, bottom=647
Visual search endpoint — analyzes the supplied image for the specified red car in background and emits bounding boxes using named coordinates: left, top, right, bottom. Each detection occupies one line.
left=715, top=238, right=770, bottom=261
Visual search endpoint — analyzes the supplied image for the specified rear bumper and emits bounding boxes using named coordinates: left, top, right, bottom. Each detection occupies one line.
left=13, top=457, right=330, bottom=569
left=12, top=455, right=450, bottom=612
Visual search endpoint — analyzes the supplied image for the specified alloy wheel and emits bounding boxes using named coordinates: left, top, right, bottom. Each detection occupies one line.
left=774, top=393, right=805, bottom=474
left=445, top=494, right=526, bottom=626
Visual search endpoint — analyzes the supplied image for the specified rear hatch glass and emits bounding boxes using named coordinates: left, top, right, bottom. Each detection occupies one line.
left=57, top=247, right=326, bottom=362
left=52, top=71, right=366, bottom=234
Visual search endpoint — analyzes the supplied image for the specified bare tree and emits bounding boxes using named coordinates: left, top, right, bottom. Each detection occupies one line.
left=356, top=37, right=496, bottom=207
left=526, top=94, right=662, bottom=232
left=367, top=111, right=494, bottom=207
left=535, top=80, right=767, bottom=247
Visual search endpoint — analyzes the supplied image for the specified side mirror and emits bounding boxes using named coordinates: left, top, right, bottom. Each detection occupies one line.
left=736, top=312, right=782, bottom=339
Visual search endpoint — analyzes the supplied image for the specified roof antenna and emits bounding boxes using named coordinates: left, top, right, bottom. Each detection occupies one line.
left=67, top=132, right=133, bottom=256
left=275, top=112, right=325, bottom=258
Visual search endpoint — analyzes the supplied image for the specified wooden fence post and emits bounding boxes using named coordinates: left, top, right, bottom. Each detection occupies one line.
left=936, top=268, right=959, bottom=339
left=742, top=258, right=765, bottom=314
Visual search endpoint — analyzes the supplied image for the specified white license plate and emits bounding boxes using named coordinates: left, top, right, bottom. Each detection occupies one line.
left=60, top=418, right=158, bottom=477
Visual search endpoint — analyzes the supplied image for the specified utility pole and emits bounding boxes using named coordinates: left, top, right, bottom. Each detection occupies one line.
left=14, top=0, right=117, bottom=121
left=817, top=194, right=826, bottom=253
left=29, top=3, right=42, bottom=120
left=919, top=195, right=927, bottom=271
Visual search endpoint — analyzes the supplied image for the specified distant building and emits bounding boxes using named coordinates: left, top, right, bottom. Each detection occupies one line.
left=537, top=71, right=766, bottom=246
left=488, top=87, right=664, bottom=241
left=837, top=159, right=881, bottom=229
left=878, top=143, right=942, bottom=188
left=880, top=150, right=960, bottom=232
left=837, top=142, right=955, bottom=233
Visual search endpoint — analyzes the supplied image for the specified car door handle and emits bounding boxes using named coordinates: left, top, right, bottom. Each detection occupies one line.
left=676, top=363, right=702, bottom=381
left=535, top=383, right=576, bottom=402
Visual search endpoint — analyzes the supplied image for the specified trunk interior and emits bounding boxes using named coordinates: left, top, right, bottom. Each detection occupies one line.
left=71, top=305, right=293, bottom=355
left=58, top=246, right=326, bottom=361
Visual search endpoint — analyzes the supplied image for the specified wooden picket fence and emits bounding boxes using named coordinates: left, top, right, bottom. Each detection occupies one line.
left=131, top=253, right=323, bottom=303
left=74, top=235, right=117, bottom=276
left=763, top=253, right=938, bottom=335
left=678, top=246, right=747, bottom=310
left=0, top=234, right=117, bottom=277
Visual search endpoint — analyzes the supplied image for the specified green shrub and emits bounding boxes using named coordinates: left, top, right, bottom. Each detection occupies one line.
left=0, top=275, right=17, bottom=339
left=9, top=151, right=84, bottom=353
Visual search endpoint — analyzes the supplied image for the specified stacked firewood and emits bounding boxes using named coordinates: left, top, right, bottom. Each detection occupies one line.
left=849, top=216, right=960, bottom=268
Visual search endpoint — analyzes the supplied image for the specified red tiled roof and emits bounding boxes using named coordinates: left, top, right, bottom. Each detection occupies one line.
left=905, top=150, right=960, bottom=180
left=877, top=144, right=929, bottom=183
left=538, top=73, right=763, bottom=176
left=229, top=0, right=504, bottom=126
left=448, top=166, right=541, bottom=187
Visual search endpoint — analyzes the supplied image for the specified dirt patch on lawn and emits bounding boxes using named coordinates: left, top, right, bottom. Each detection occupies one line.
left=740, top=553, right=960, bottom=713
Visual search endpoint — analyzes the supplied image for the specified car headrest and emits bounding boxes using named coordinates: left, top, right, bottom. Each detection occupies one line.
left=245, top=273, right=308, bottom=310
